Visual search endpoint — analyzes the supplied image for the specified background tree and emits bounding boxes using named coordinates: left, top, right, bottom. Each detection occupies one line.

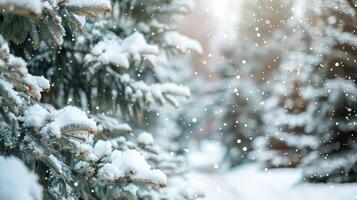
left=220, top=0, right=293, bottom=167
left=301, top=0, right=357, bottom=183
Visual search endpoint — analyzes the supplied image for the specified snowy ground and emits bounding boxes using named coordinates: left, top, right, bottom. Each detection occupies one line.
left=187, top=164, right=357, bottom=200
left=186, top=140, right=357, bottom=200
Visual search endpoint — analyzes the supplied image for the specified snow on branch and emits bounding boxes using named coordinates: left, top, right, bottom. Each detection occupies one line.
left=150, top=83, right=190, bottom=107
left=7, top=55, right=50, bottom=100
left=23, top=105, right=97, bottom=138
left=87, top=32, right=159, bottom=69
left=163, top=31, right=203, bottom=54
left=0, top=0, right=42, bottom=18
left=0, top=35, right=49, bottom=105
left=326, top=28, right=357, bottom=47
left=137, top=132, right=154, bottom=146
left=62, top=0, right=112, bottom=15
left=98, top=149, right=167, bottom=188
left=89, top=38, right=129, bottom=68
left=123, top=32, right=160, bottom=64
left=0, top=0, right=113, bottom=46
left=94, top=114, right=132, bottom=136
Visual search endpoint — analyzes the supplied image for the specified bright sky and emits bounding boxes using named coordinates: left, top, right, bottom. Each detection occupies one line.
left=207, top=0, right=241, bottom=45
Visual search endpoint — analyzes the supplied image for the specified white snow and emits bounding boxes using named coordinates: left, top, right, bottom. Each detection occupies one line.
left=93, top=140, right=112, bottom=158
left=114, top=78, right=190, bottom=107
left=23, top=75, right=50, bottom=100
left=23, top=105, right=48, bottom=128
left=163, top=31, right=203, bottom=54
left=0, top=78, right=22, bottom=105
left=123, top=184, right=138, bottom=195
left=43, top=106, right=96, bottom=138
left=149, top=83, right=191, bottom=105
left=137, top=132, right=154, bottom=146
left=74, top=143, right=93, bottom=156
left=156, top=83, right=191, bottom=98
left=23, top=105, right=96, bottom=138
left=48, top=154, right=63, bottom=174
left=187, top=140, right=225, bottom=169
left=122, top=32, right=159, bottom=64
left=0, top=156, right=42, bottom=200
left=72, top=14, right=86, bottom=29
left=74, top=161, right=92, bottom=175
left=8, top=54, right=27, bottom=71
left=88, top=32, right=159, bottom=68
left=187, top=163, right=357, bottom=200
left=94, top=114, right=132, bottom=134
left=98, top=163, right=120, bottom=180
left=7, top=55, right=50, bottom=100
left=98, top=149, right=167, bottom=186
left=90, top=39, right=129, bottom=68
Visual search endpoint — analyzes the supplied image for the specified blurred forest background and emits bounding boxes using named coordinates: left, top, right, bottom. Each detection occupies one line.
left=171, top=0, right=357, bottom=198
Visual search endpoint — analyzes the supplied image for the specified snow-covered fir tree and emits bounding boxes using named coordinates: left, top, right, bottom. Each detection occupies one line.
left=255, top=76, right=318, bottom=168
left=221, top=78, right=262, bottom=167
left=251, top=12, right=323, bottom=168
left=299, top=0, right=357, bottom=183
left=220, top=0, right=293, bottom=167
left=0, top=0, right=202, bottom=199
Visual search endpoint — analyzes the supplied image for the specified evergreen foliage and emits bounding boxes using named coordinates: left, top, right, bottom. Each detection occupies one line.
left=0, top=0, right=201, bottom=199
